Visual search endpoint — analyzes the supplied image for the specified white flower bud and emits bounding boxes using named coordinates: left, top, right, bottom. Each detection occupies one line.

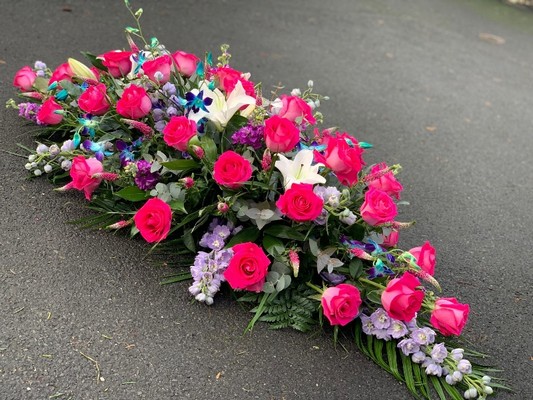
left=483, top=386, right=493, bottom=395
left=28, top=154, right=37, bottom=162
left=49, top=144, right=60, bottom=156
left=481, top=376, right=491, bottom=384
left=36, top=144, right=49, bottom=154
left=31, top=162, right=38, bottom=168
left=44, top=164, right=53, bottom=173
left=25, top=163, right=32, bottom=170
left=290, top=88, right=301, bottom=96
left=33, top=169, right=42, bottom=176
left=307, top=80, right=314, bottom=88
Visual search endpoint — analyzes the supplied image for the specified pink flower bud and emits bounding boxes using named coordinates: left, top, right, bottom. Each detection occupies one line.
left=180, top=177, right=194, bottom=189
left=191, top=145, right=205, bottom=159
left=217, top=202, right=229, bottom=213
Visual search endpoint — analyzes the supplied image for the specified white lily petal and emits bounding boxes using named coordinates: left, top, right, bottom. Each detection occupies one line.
left=274, top=149, right=326, bottom=189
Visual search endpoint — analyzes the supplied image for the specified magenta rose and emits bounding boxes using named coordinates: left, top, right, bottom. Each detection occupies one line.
left=78, top=84, right=110, bottom=116
left=409, top=241, right=436, bottom=276
left=48, top=62, right=73, bottom=85
left=314, top=132, right=364, bottom=186
left=321, top=284, right=362, bottom=326
left=37, top=98, right=63, bottom=125
left=172, top=51, right=200, bottom=77
left=381, top=272, right=424, bottom=321
left=163, top=116, right=197, bottom=151
left=214, top=66, right=256, bottom=98
left=13, top=66, right=37, bottom=91
left=62, top=155, right=104, bottom=200
left=224, top=242, right=271, bottom=292
left=142, top=55, right=172, bottom=83
left=278, top=95, right=316, bottom=125
left=116, top=84, right=152, bottom=119
left=133, top=198, right=172, bottom=243
left=264, top=115, right=300, bottom=153
left=276, top=183, right=324, bottom=222
left=213, top=151, right=252, bottom=190
left=430, top=298, right=470, bottom=336
left=367, top=162, right=403, bottom=200
left=360, top=187, right=397, bottom=226
left=382, top=230, right=399, bottom=248
left=100, top=50, right=132, bottom=78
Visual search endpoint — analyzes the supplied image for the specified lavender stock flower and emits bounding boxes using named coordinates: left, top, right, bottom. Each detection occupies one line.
left=134, top=160, right=160, bottom=190
left=231, top=124, right=264, bottom=150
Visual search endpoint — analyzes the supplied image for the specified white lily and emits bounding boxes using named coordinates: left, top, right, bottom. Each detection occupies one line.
left=275, top=149, right=326, bottom=189
left=201, top=80, right=256, bottom=130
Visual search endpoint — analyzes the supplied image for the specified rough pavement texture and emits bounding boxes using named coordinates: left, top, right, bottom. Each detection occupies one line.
left=1, top=0, right=532, bottom=399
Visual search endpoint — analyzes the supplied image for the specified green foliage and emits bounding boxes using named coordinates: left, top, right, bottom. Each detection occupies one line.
left=239, top=284, right=317, bottom=332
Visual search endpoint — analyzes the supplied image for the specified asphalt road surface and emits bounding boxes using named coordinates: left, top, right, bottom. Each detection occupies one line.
left=1, top=0, right=532, bottom=399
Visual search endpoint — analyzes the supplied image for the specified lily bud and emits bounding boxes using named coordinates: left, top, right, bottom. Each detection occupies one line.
left=68, top=58, right=97, bottom=82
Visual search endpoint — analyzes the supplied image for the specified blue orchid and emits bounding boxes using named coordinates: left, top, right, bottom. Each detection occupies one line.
left=82, top=139, right=113, bottom=162
left=184, top=90, right=213, bottom=113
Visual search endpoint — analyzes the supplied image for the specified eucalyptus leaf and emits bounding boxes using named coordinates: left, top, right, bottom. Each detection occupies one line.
left=264, top=224, right=305, bottom=241
left=114, top=186, right=149, bottom=202
left=161, top=159, right=200, bottom=170
left=263, top=235, right=285, bottom=258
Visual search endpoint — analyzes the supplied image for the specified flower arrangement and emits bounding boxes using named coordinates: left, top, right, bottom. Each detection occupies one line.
left=7, top=2, right=509, bottom=399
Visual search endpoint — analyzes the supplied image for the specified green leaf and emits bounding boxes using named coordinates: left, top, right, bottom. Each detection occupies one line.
left=33, top=76, right=49, bottom=92
left=346, top=223, right=366, bottom=241
left=225, top=226, right=260, bottom=248
left=161, top=159, right=200, bottom=171
left=81, top=51, right=108, bottom=71
left=386, top=341, right=401, bottom=380
left=262, top=235, right=285, bottom=258
left=429, top=376, right=447, bottom=400
left=348, top=258, right=364, bottom=279
left=59, top=80, right=82, bottom=97
left=366, top=289, right=383, bottom=304
left=114, top=186, right=149, bottom=202
left=225, top=114, right=249, bottom=135
left=263, top=224, right=305, bottom=241
left=182, top=230, right=196, bottom=253
left=160, top=272, right=192, bottom=285
left=169, top=200, right=187, bottom=214
left=200, top=136, right=218, bottom=163
left=400, top=354, right=419, bottom=398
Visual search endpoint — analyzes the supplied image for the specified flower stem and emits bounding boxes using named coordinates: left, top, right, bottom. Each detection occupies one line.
left=358, top=277, right=385, bottom=290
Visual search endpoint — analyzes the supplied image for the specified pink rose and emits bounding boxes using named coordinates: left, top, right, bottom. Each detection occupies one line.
left=49, top=62, right=73, bottom=85
left=321, top=284, right=362, bottom=326
left=409, top=241, right=436, bottom=276
left=381, top=272, right=424, bottom=321
left=13, top=66, right=37, bottom=91
left=264, top=115, right=300, bottom=153
left=278, top=95, right=316, bottom=125
left=360, top=187, right=397, bottom=226
left=78, top=84, right=110, bottom=116
left=367, top=162, right=403, bottom=200
left=381, top=230, right=399, bottom=248
left=430, top=298, right=470, bottom=336
left=62, top=156, right=104, bottom=200
left=172, top=51, right=200, bottom=77
left=163, top=116, right=197, bottom=151
left=214, top=66, right=256, bottom=98
left=314, top=132, right=364, bottom=186
left=100, top=50, right=133, bottom=78
left=142, top=55, right=172, bottom=83
left=276, top=183, right=324, bottom=222
left=213, top=151, right=252, bottom=189
left=37, top=98, right=63, bottom=125
left=224, top=242, right=271, bottom=292
left=116, top=84, right=152, bottom=119
left=133, top=197, right=173, bottom=243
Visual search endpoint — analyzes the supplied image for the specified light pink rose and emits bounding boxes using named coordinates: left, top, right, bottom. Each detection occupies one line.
left=381, top=272, right=424, bottom=321
left=367, top=162, right=403, bottom=200
left=264, top=115, right=300, bottom=153
left=142, top=55, right=172, bottom=83
left=360, top=187, right=397, bottom=226
left=172, top=51, right=200, bottom=77
left=278, top=95, right=316, bottom=125
left=49, top=62, right=73, bottom=85
left=13, top=66, right=37, bottom=91
left=62, top=156, right=104, bottom=200
left=321, top=284, right=362, bottom=326
left=37, top=98, right=63, bottom=125
left=409, top=241, right=436, bottom=276
left=430, top=298, right=470, bottom=336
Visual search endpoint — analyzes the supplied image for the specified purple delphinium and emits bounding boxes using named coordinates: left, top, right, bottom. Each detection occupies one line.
left=398, top=338, right=420, bottom=356
left=411, top=327, right=436, bottom=346
left=370, top=308, right=391, bottom=329
left=231, top=124, right=265, bottom=150
left=431, top=343, right=448, bottom=363
left=134, top=160, right=160, bottom=190
left=387, top=320, right=409, bottom=339
left=360, top=314, right=376, bottom=336
left=314, top=186, right=341, bottom=207
left=189, top=248, right=233, bottom=305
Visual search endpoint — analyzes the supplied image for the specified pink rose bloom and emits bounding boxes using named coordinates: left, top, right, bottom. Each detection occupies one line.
left=264, top=115, right=300, bottom=153
left=133, top=198, right=173, bottom=243
left=172, top=50, right=200, bottom=77
left=214, top=66, right=256, bottom=98
left=100, top=50, right=133, bottom=78
left=409, top=241, right=436, bottom=276
left=278, top=95, right=316, bottom=125
left=62, top=156, right=104, bottom=200
left=321, top=284, right=362, bottom=326
left=213, top=151, right=252, bottom=190
left=276, top=183, right=324, bottom=222
left=314, top=132, right=364, bottom=186
left=49, top=62, right=73, bottom=85
left=360, top=187, right=397, bottom=226
left=163, top=116, right=197, bottom=151
left=78, top=84, right=110, bottom=116
left=382, top=230, right=399, bottom=248
left=37, top=98, right=63, bottom=125
left=381, top=272, right=424, bottom=321
left=116, top=84, right=152, bottom=119
left=142, top=55, right=172, bottom=83
left=13, top=66, right=37, bottom=91
left=367, top=162, right=403, bottom=200
left=430, top=298, right=470, bottom=336
left=224, top=242, right=271, bottom=292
